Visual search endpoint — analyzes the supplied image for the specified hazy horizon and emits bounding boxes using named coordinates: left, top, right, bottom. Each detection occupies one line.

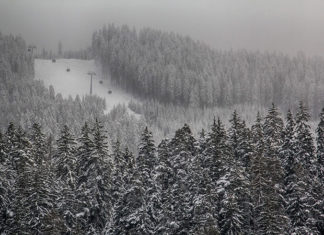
left=1, top=0, right=324, bottom=56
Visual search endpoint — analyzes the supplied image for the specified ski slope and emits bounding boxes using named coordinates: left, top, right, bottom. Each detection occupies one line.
left=35, top=59, right=138, bottom=114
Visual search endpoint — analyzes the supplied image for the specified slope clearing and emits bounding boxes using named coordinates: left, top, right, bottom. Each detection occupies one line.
left=34, top=59, right=137, bottom=113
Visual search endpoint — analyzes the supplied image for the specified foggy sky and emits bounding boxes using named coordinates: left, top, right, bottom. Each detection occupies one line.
left=1, top=0, right=324, bottom=56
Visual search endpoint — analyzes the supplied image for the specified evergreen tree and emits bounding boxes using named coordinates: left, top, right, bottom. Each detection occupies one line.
left=205, top=117, right=230, bottom=183
left=295, top=101, right=316, bottom=174
left=76, top=122, right=94, bottom=179
left=316, top=107, right=324, bottom=179
left=56, top=125, right=77, bottom=189
left=75, top=122, right=94, bottom=231
left=263, top=103, right=284, bottom=159
left=191, top=147, right=216, bottom=233
left=262, top=104, right=285, bottom=190
left=251, top=111, right=290, bottom=234
left=217, top=133, right=252, bottom=234
left=30, top=123, right=48, bottom=166
left=251, top=112, right=264, bottom=160
left=9, top=126, right=35, bottom=234
left=109, top=147, right=137, bottom=234
left=280, top=110, right=296, bottom=173
left=119, top=126, right=157, bottom=234
left=295, top=102, right=320, bottom=232
left=0, top=130, right=14, bottom=233
left=106, top=140, right=127, bottom=233
left=10, top=125, right=61, bottom=234
left=219, top=192, right=244, bottom=235
left=0, top=131, right=5, bottom=163
left=0, top=123, right=18, bottom=233
left=315, top=108, right=324, bottom=233
left=200, top=117, right=230, bottom=232
left=165, top=124, right=198, bottom=234
left=111, top=140, right=126, bottom=204
left=285, top=162, right=314, bottom=234
left=228, top=111, right=252, bottom=168
left=77, top=119, right=112, bottom=234
left=56, top=125, right=78, bottom=233
left=154, top=139, right=174, bottom=233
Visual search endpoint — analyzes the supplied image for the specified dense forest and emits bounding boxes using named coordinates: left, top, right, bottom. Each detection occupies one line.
left=1, top=28, right=324, bottom=234
left=93, top=24, right=324, bottom=117
left=0, top=103, right=323, bottom=234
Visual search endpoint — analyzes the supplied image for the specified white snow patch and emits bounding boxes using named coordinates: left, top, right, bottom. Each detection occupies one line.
left=76, top=212, right=85, bottom=218
left=35, top=59, right=141, bottom=116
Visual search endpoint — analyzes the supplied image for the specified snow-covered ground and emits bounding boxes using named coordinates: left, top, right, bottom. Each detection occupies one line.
left=35, top=59, right=138, bottom=114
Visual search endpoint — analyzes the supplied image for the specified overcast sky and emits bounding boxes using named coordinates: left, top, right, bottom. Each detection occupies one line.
left=1, top=0, right=324, bottom=56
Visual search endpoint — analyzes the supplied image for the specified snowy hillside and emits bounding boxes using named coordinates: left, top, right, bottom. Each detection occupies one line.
left=34, top=59, right=138, bottom=113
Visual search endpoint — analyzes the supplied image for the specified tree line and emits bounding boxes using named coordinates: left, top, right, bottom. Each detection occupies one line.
left=1, top=102, right=323, bottom=234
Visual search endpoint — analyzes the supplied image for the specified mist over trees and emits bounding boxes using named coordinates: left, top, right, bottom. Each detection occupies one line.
left=1, top=24, right=324, bottom=234
left=93, top=24, right=324, bottom=117
left=0, top=32, right=144, bottom=154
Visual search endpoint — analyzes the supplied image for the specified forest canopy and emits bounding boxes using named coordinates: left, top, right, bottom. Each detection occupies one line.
left=93, top=24, right=324, bottom=117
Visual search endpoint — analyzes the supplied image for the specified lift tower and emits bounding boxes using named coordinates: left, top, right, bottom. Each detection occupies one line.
left=87, top=71, right=96, bottom=95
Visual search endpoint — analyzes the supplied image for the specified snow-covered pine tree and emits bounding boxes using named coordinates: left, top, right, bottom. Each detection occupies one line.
left=122, top=146, right=135, bottom=185
left=0, top=129, right=15, bottom=233
left=251, top=111, right=290, bottom=234
left=154, top=138, right=173, bottom=234
left=76, top=122, right=93, bottom=179
left=0, top=131, right=5, bottom=163
left=10, top=125, right=62, bottom=234
left=228, top=110, right=242, bottom=161
left=277, top=108, right=318, bottom=233
left=285, top=161, right=316, bottom=234
left=106, top=140, right=126, bottom=232
left=263, top=103, right=284, bottom=158
left=80, top=119, right=112, bottom=234
left=198, top=128, right=207, bottom=155
left=315, top=108, right=324, bottom=233
left=56, top=125, right=77, bottom=188
left=55, top=124, right=78, bottom=233
left=228, top=110, right=253, bottom=168
left=108, top=146, right=140, bottom=234
left=191, top=143, right=216, bottom=233
left=9, top=126, right=35, bottom=234
left=251, top=112, right=264, bottom=160
left=295, top=102, right=322, bottom=233
left=133, top=127, right=157, bottom=233
left=0, top=162, right=11, bottom=233
left=75, top=122, right=94, bottom=231
left=262, top=103, right=285, bottom=189
left=280, top=110, right=296, bottom=174
left=316, top=107, right=324, bottom=179
left=295, top=101, right=316, bottom=174
left=217, top=119, right=252, bottom=234
left=165, top=124, right=198, bottom=234
left=0, top=123, right=23, bottom=232
left=200, top=117, right=230, bottom=232
left=110, top=140, right=126, bottom=204
left=205, top=117, right=230, bottom=184
left=30, top=124, right=63, bottom=234
left=218, top=191, right=244, bottom=235
left=29, top=123, right=48, bottom=166
left=279, top=110, right=299, bottom=233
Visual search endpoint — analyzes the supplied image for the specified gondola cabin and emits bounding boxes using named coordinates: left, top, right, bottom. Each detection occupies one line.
left=66, top=68, right=70, bottom=72
left=108, top=90, right=112, bottom=94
